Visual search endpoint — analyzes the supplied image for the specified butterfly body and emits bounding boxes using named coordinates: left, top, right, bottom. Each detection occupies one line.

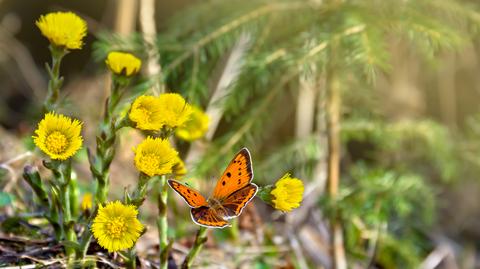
left=168, top=148, right=257, bottom=228
left=207, top=197, right=224, bottom=211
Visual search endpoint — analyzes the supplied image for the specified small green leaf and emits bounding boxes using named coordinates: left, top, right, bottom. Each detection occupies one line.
left=62, top=240, right=82, bottom=252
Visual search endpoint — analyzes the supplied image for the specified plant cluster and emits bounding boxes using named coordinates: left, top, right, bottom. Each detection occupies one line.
left=18, top=11, right=305, bottom=268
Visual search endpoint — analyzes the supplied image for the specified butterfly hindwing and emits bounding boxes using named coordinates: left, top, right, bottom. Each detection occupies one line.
left=212, top=148, right=253, bottom=200
left=191, top=206, right=229, bottom=228
left=168, top=180, right=208, bottom=208
left=222, top=183, right=258, bottom=219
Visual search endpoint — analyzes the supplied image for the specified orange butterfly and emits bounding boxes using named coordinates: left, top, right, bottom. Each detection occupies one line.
left=168, top=148, right=258, bottom=228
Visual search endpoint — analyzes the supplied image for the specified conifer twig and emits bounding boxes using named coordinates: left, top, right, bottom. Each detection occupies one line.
left=164, top=2, right=306, bottom=73
left=185, top=33, right=251, bottom=165
left=219, top=25, right=365, bottom=155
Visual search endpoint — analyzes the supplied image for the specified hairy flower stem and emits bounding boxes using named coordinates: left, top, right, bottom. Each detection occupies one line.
left=157, top=175, right=169, bottom=269
left=83, top=78, right=129, bottom=261
left=114, top=175, right=154, bottom=267
left=89, top=80, right=124, bottom=205
left=49, top=186, right=63, bottom=239
left=46, top=159, right=77, bottom=266
left=69, top=176, right=79, bottom=219
left=61, top=162, right=77, bottom=267
left=78, top=229, right=92, bottom=261
left=182, top=227, right=208, bottom=268
left=43, top=45, right=67, bottom=113
left=77, top=205, right=98, bottom=262
left=128, top=174, right=151, bottom=207
left=124, top=248, right=137, bottom=269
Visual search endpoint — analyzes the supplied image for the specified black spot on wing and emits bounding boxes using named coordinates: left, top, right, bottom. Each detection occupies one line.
left=226, top=172, right=231, bottom=177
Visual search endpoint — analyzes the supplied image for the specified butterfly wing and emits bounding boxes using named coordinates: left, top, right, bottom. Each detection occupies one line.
left=191, top=206, right=229, bottom=228
left=222, top=183, right=258, bottom=219
left=168, top=180, right=208, bottom=208
left=212, top=148, right=254, bottom=200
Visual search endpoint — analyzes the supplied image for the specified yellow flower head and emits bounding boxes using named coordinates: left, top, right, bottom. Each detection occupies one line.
left=91, top=201, right=144, bottom=252
left=106, top=51, right=142, bottom=76
left=176, top=105, right=209, bottom=141
left=129, top=95, right=163, bottom=131
left=36, top=12, right=87, bottom=50
left=270, top=174, right=304, bottom=212
left=81, top=193, right=93, bottom=211
left=33, top=112, right=83, bottom=160
left=133, top=137, right=178, bottom=177
left=172, top=156, right=187, bottom=179
left=157, top=93, right=193, bottom=129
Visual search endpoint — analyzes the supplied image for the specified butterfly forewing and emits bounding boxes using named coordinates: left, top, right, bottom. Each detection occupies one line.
left=222, top=183, right=258, bottom=219
left=212, top=148, right=254, bottom=200
left=168, top=180, right=208, bottom=208
left=191, top=206, right=229, bottom=228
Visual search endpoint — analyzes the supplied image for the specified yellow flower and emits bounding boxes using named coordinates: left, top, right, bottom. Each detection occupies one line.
left=129, top=95, right=163, bottom=130
left=157, top=93, right=193, bottom=129
left=36, top=12, right=87, bottom=50
left=133, top=137, right=178, bottom=177
left=81, top=193, right=93, bottom=211
left=91, top=201, right=144, bottom=252
left=176, top=105, right=209, bottom=141
left=105, top=51, right=142, bottom=76
left=33, top=112, right=83, bottom=160
left=270, top=174, right=304, bottom=212
left=172, top=156, right=187, bottom=179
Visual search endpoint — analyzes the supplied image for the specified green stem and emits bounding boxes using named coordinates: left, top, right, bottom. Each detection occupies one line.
left=124, top=248, right=137, bottom=269
left=59, top=160, right=77, bottom=266
left=69, top=176, right=79, bottom=219
left=77, top=205, right=98, bottom=262
left=84, top=76, right=131, bottom=261
left=157, top=175, right=169, bottom=269
left=44, top=159, right=77, bottom=266
left=181, top=227, right=208, bottom=269
left=43, top=45, right=67, bottom=113
left=90, top=80, right=124, bottom=205
left=128, top=173, right=151, bottom=207
left=78, top=228, right=92, bottom=259
left=230, top=219, right=239, bottom=242
left=49, top=185, right=63, bottom=240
